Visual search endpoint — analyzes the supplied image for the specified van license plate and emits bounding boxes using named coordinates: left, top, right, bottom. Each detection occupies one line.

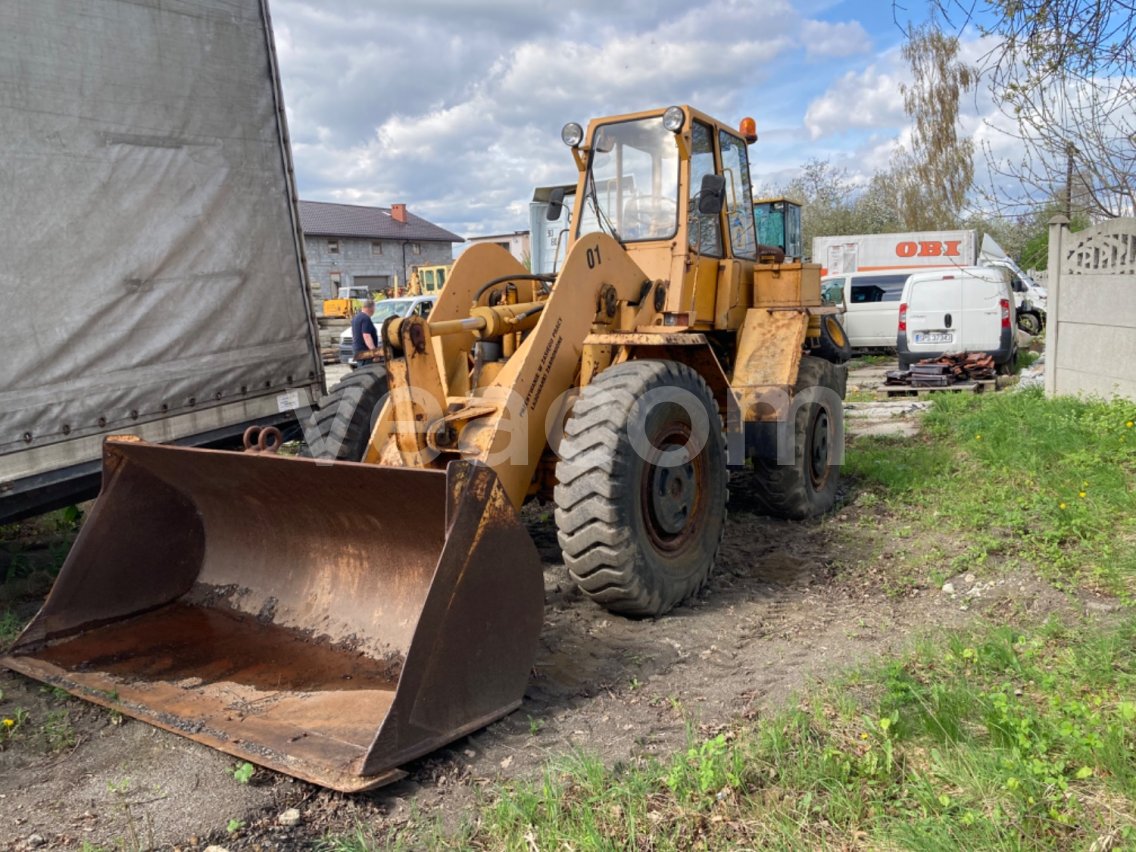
left=914, top=332, right=953, bottom=344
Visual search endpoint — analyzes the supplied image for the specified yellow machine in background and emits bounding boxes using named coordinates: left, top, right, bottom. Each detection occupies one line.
left=321, top=284, right=371, bottom=318
left=405, top=263, right=452, bottom=296
left=4, top=105, right=850, bottom=792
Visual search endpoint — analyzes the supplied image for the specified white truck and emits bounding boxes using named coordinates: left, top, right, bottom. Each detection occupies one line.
left=813, top=230, right=1047, bottom=336
left=0, top=0, right=324, bottom=523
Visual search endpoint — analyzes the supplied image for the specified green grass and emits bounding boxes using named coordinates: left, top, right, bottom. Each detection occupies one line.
left=434, top=618, right=1136, bottom=851
left=316, top=814, right=453, bottom=852
left=305, top=389, right=1136, bottom=851
left=0, top=609, right=24, bottom=651
left=853, top=353, right=897, bottom=366
left=0, top=505, right=83, bottom=586
left=844, top=388, right=1136, bottom=595
left=843, top=387, right=881, bottom=403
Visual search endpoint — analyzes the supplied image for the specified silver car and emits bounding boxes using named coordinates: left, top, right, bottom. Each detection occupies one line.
left=338, top=296, right=436, bottom=364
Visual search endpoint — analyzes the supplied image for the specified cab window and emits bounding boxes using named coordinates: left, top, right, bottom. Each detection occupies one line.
left=821, top=278, right=845, bottom=306
left=577, top=116, right=679, bottom=242
left=718, top=130, right=756, bottom=259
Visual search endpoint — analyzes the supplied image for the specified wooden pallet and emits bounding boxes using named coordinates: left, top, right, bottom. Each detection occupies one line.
left=876, top=379, right=996, bottom=399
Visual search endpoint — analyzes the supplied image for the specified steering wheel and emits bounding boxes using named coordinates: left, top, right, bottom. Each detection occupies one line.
left=623, top=195, right=677, bottom=237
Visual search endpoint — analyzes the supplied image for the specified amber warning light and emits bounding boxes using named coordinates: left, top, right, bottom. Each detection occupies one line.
left=739, top=117, right=757, bottom=143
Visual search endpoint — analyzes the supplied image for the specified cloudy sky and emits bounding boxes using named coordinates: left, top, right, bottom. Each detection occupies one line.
left=270, top=0, right=993, bottom=239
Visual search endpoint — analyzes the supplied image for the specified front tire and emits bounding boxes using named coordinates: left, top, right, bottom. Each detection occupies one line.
left=307, top=366, right=389, bottom=461
left=554, top=360, right=727, bottom=617
left=744, top=356, right=845, bottom=520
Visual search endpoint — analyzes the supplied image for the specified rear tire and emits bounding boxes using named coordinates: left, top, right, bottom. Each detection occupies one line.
left=744, top=356, right=844, bottom=520
left=997, top=349, right=1017, bottom=376
left=307, top=366, right=389, bottom=461
left=815, top=314, right=852, bottom=363
left=554, top=360, right=726, bottom=617
left=1017, top=311, right=1041, bottom=336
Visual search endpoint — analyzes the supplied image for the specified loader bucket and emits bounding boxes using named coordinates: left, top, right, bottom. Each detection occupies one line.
left=1, top=441, right=544, bottom=792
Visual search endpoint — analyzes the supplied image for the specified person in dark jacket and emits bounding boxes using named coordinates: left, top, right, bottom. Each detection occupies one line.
left=351, top=299, right=380, bottom=367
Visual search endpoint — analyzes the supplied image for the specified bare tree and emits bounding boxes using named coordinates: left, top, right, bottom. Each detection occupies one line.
left=892, top=24, right=977, bottom=229
left=902, top=1, right=1136, bottom=219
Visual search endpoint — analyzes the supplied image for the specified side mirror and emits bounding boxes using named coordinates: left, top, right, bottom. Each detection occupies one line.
left=697, top=174, right=725, bottom=215
left=546, top=187, right=566, bottom=221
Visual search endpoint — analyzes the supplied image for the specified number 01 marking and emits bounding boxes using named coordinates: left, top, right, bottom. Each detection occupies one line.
left=586, top=246, right=602, bottom=269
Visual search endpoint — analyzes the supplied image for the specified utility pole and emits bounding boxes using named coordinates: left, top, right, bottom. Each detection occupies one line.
left=1065, top=142, right=1075, bottom=219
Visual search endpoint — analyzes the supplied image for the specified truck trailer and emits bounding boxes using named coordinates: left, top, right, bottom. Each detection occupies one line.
left=0, top=0, right=324, bottom=523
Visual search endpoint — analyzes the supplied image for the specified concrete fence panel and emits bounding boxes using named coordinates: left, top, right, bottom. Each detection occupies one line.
left=1045, top=217, right=1136, bottom=401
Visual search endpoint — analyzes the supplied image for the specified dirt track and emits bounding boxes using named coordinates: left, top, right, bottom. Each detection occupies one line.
left=1, top=476, right=1078, bottom=851
left=0, top=362, right=1072, bottom=850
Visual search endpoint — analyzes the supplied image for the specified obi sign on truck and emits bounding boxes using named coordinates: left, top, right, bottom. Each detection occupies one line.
left=813, top=230, right=977, bottom=276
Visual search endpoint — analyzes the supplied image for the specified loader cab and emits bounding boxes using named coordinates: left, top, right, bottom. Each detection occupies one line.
left=561, top=105, right=759, bottom=326
left=754, top=197, right=803, bottom=259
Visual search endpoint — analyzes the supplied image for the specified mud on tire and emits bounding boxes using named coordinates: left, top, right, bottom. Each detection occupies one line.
left=306, top=366, right=389, bottom=461
left=744, top=355, right=845, bottom=520
left=554, top=360, right=727, bottom=617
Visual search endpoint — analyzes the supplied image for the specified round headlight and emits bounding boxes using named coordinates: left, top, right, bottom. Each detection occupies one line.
left=662, top=106, right=685, bottom=133
left=561, top=122, right=584, bottom=147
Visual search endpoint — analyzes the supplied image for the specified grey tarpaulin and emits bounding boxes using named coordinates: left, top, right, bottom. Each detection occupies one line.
left=0, top=0, right=321, bottom=466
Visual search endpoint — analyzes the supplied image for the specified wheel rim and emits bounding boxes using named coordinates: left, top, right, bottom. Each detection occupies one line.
left=806, top=407, right=832, bottom=489
left=640, top=424, right=705, bottom=553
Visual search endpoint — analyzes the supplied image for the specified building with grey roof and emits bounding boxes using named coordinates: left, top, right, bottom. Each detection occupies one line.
left=299, top=200, right=463, bottom=300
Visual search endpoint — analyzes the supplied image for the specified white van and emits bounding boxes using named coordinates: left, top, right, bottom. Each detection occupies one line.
left=897, top=267, right=1017, bottom=371
left=821, top=271, right=911, bottom=349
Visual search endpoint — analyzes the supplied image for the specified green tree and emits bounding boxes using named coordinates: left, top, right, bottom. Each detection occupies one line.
left=892, top=23, right=976, bottom=229
left=855, top=169, right=906, bottom=234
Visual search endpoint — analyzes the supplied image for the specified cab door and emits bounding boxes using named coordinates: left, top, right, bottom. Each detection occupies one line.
left=686, top=120, right=723, bottom=324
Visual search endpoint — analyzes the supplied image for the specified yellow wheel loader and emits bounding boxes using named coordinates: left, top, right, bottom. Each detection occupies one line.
left=405, top=263, right=452, bottom=296
left=2, top=105, right=849, bottom=792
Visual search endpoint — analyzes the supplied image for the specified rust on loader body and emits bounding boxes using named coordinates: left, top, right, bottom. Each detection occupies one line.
left=1, top=439, right=543, bottom=792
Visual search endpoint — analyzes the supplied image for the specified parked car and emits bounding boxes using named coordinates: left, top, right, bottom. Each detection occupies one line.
left=338, top=295, right=436, bottom=364
left=897, top=267, right=1017, bottom=372
left=820, top=271, right=911, bottom=349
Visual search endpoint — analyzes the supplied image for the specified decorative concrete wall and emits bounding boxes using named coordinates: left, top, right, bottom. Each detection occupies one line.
left=1045, top=216, right=1136, bottom=401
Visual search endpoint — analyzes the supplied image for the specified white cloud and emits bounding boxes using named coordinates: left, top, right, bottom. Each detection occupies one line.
left=270, top=2, right=1029, bottom=235
left=801, top=19, right=871, bottom=60
left=274, top=0, right=824, bottom=235
left=803, top=63, right=908, bottom=139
